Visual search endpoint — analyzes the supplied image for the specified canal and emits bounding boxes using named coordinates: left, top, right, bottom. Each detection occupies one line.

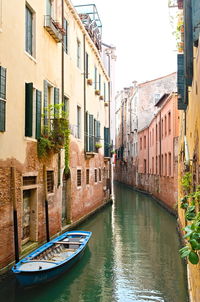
left=0, top=183, right=188, bottom=302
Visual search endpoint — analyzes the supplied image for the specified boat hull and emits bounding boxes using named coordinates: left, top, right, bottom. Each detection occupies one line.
left=15, top=248, right=85, bottom=287
left=12, top=231, right=91, bottom=287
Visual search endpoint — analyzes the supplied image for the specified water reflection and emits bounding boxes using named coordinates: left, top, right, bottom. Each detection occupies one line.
left=0, top=183, right=188, bottom=302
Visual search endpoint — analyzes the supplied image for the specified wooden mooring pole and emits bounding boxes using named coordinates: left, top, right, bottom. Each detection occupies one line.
left=11, top=166, right=19, bottom=263
left=43, top=165, right=50, bottom=242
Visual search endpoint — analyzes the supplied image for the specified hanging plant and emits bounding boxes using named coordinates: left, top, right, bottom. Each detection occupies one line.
left=38, top=104, right=70, bottom=174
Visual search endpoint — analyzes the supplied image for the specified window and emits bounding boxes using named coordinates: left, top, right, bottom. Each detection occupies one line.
left=23, top=176, right=37, bottom=186
left=168, top=152, right=171, bottom=176
left=77, top=169, right=81, bottom=187
left=140, top=137, right=142, bottom=150
left=144, top=136, right=146, bottom=149
left=63, top=96, right=69, bottom=114
left=77, top=106, right=81, bottom=139
left=156, top=124, right=158, bottom=142
left=63, top=19, right=68, bottom=54
left=94, top=66, right=97, bottom=90
left=152, top=157, right=154, bottom=174
left=152, top=128, right=154, bottom=145
left=104, top=83, right=106, bottom=101
left=156, top=156, right=158, bottom=174
left=86, top=169, right=89, bottom=185
left=46, top=0, right=52, bottom=16
left=77, top=40, right=81, bottom=68
left=99, top=74, right=101, bottom=92
left=0, top=66, right=6, bottom=132
left=25, top=5, right=34, bottom=56
left=85, top=53, right=89, bottom=78
left=165, top=115, right=167, bottom=136
left=47, top=171, right=54, bottom=193
left=168, top=111, right=171, bottom=134
left=161, top=154, right=163, bottom=175
left=150, top=131, right=151, bottom=146
left=43, top=80, right=54, bottom=131
left=161, top=119, right=164, bottom=139
left=144, top=159, right=147, bottom=174
left=94, top=169, right=97, bottom=183
left=99, top=168, right=101, bottom=182
left=165, top=153, right=167, bottom=176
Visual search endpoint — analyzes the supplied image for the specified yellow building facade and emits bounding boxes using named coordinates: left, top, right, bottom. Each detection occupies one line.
left=0, top=0, right=113, bottom=272
left=177, top=1, right=200, bottom=301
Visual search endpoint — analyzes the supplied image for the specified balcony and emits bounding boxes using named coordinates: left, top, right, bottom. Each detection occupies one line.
left=44, top=15, right=63, bottom=43
left=74, top=5, right=102, bottom=51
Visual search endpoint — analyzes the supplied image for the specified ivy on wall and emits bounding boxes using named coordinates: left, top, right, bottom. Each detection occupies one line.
left=179, top=172, right=200, bottom=264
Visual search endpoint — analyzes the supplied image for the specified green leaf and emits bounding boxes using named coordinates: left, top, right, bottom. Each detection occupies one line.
left=180, top=203, right=188, bottom=209
left=180, top=250, right=191, bottom=258
left=183, top=229, right=194, bottom=238
left=187, top=206, right=196, bottom=212
left=189, top=251, right=199, bottom=264
left=185, top=212, right=196, bottom=221
left=179, top=246, right=189, bottom=254
left=191, top=233, right=200, bottom=240
left=189, top=239, right=199, bottom=250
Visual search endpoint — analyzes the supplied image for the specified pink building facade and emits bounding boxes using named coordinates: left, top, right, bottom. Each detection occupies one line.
left=137, top=93, right=179, bottom=209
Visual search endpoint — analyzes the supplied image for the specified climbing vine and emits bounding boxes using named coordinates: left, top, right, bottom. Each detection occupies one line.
left=38, top=104, right=70, bottom=173
left=179, top=172, right=200, bottom=265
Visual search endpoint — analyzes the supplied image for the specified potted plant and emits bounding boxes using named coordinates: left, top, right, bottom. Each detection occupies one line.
left=99, top=95, right=104, bottom=100
left=95, top=90, right=100, bottom=96
left=104, top=101, right=109, bottom=107
left=87, top=79, right=93, bottom=85
left=95, top=142, right=102, bottom=151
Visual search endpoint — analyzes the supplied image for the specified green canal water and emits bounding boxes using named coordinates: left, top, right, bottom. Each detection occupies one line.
left=0, top=183, right=188, bottom=302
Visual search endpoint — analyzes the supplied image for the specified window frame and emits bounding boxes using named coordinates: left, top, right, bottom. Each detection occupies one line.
left=25, top=4, right=35, bottom=58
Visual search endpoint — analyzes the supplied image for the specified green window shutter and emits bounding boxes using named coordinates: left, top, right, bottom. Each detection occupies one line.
left=36, top=90, right=42, bottom=139
left=97, top=121, right=100, bottom=141
left=0, top=100, right=5, bottom=132
left=184, top=0, right=193, bottom=86
left=54, top=87, right=59, bottom=117
left=89, top=114, right=94, bottom=152
left=44, top=80, right=48, bottom=129
left=25, top=82, right=33, bottom=137
left=85, top=111, right=89, bottom=151
left=0, top=67, right=6, bottom=99
left=104, top=127, right=110, bottom=157
left=192, top=0, right=200, bottom=45
left=177, top=54, right=187, bottom=110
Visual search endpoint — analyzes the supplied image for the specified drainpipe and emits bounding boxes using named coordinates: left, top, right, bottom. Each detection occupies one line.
left=83, top=34, right=86, bottom=152
left=11, top=166, right=19, bottom=263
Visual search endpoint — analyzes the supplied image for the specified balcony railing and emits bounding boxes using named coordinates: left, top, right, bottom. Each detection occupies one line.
left=44, top=15, right=63, bottom=43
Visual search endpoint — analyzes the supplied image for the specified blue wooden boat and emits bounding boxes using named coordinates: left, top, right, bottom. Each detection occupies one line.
left=12, top=230, right=92, bottom=287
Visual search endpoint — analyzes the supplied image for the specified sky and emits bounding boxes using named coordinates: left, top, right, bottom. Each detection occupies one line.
left=72, top=0, right=177, bottom=91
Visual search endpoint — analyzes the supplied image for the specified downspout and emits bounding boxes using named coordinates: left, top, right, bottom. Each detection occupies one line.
left=83, top=34, right=86, bottom=152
